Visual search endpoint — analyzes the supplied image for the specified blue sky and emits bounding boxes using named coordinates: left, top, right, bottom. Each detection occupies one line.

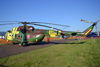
left=0, top=0, right=100, bottom=32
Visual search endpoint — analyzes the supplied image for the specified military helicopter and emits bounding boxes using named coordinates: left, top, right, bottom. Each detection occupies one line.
left=0, top=20, right=98, bottom=47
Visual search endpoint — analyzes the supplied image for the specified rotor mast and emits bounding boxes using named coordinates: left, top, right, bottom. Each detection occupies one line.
left=22, top=22, right=29, bottom=44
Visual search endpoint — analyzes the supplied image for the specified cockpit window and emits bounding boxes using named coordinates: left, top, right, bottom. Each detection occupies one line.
left=21, top=29, right=28, bottom=33
left=9, top=35, right=11, bottom=36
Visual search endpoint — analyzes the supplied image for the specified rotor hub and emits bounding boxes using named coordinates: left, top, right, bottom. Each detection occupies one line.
left=92, top=22, right=97, bottom=26
left=21, top=22, right=30, bottom=24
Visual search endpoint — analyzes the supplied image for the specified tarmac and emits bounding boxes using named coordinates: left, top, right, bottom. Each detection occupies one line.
left=0, top=39, right=77, bottom=59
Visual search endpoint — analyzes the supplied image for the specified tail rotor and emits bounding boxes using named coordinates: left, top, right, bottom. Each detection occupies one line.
left=81, top=18, right=100, bottom=36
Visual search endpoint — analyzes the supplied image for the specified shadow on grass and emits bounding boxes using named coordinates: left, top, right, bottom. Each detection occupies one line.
left=27, top=41, right=62, bottom=46
left=0, top=65, right=10, bottom=67
left=27, top=40, right=86, bottom=46
left=63, top=41, right=86, bottom=44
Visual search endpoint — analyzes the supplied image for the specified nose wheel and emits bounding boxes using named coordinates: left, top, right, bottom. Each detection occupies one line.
left=18, top=43, right=23, bottom=47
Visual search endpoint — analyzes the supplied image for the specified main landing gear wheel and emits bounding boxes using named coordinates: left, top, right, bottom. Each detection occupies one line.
left=12, top=41, right=15, bottom=45
left=18, top=43, right=23, bottom=47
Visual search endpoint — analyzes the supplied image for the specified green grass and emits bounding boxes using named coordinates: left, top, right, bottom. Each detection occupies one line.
left=0, top=43, right=11, bottom=45
left=0, top=43, right=5, bottom=45
left=0, top=39, right=100, bottom=67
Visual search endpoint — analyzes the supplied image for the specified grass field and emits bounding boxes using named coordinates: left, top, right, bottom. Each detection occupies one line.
left=0, top=39, right=100, bottom=67
left=0, top=43, right=4, bottom=45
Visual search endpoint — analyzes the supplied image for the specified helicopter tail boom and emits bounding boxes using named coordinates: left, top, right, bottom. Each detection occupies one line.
left=83, top=23, right=96, bottom=36
left=59, top=23, right=96, bottom=37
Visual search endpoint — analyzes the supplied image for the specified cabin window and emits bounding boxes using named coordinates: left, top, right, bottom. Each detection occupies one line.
left=32, top=29, right=34, bottom=31
left=21, top=29, right=24, bottom=33
left=15, top=34, right=17, bottom=37
left=18, top=35, right=20, bottom=37
left=9, top=35, right=11, bottom=36
left=21, top=36, right=23, bottom=38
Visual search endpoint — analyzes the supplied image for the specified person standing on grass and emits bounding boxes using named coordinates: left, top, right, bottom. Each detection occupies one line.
left=47, top=37, right=50, bottom=42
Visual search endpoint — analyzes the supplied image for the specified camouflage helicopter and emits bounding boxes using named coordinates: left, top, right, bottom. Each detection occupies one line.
left=0, top=20, right=99, bottom=47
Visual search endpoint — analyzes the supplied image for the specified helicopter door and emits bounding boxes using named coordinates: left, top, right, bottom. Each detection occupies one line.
left=7, top=32, right=13, bottom=41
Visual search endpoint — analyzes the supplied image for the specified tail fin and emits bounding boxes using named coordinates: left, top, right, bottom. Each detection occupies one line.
left=84, top=23, right=96, bottom=36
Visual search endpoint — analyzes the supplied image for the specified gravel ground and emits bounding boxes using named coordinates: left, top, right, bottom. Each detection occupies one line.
left=0, top=39, right=77, bottom=59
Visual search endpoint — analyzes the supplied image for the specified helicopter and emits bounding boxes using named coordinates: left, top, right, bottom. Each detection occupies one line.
left=0, top=20, right=98, bottom=47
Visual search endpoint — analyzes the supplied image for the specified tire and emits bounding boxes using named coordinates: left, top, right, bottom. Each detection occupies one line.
left=12, top=41, right=15, bottom=45
left=18, top=43, right=23, bottom=47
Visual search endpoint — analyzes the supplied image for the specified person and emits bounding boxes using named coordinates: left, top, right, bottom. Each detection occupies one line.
left=47, top=37, right=50, bottom=42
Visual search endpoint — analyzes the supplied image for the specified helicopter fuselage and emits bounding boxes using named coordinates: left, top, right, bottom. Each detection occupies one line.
left=12, top=26, right=46, bottom=44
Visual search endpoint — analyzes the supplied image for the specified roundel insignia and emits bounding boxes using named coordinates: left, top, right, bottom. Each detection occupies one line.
left=27, top=35, right=30, bottom=39
left=18, top=28, right=20, bottom=30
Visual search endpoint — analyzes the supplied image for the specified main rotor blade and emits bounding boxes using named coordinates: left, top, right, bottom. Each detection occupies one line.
left=31, top=24, right=62, bottom=30
left=95, top=25, right=99, bottom=36
left=81, top=19, right=93, bottom=24
left=0, top=22, right=21, bottom=26
left=30, top=22, right=70, bottom=27
left=0, top=21, right=70, bottom=27
left=0, top=21, right=20, bottom=22
left=97, top=18, right=100, bottom=22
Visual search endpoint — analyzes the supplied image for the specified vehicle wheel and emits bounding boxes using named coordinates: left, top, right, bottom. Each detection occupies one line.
left=18, top=43, right=23, bottom=47
left=12, top=41, right=15, bottom=45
